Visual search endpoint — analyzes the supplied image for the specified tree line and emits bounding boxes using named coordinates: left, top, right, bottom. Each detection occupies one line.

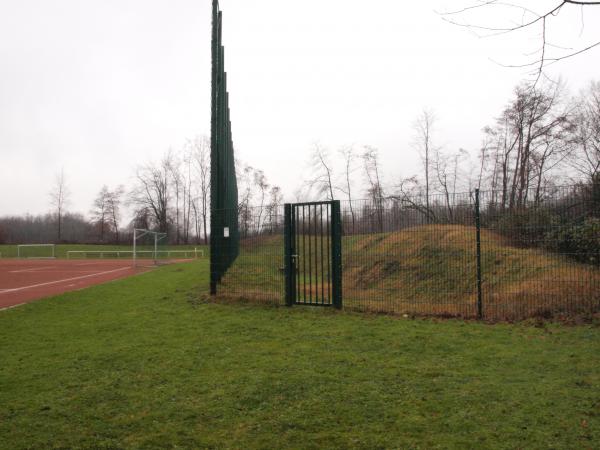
left=296, top=79, right=599, bottom=225
left=0, top=78, right=597, bottom=245
left=0, top=135, right=284, bottom=245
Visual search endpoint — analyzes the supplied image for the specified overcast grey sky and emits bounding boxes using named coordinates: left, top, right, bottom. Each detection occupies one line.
left=1, top=0, right=598, bottom=217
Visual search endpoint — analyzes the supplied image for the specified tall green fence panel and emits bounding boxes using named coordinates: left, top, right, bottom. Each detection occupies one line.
left=210, top=1, right=239, bottom=295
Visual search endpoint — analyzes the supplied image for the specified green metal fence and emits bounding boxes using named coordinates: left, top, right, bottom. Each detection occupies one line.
left=215, top=184, right=600, bottom=321
left=210, top=0, right=239, bottom=294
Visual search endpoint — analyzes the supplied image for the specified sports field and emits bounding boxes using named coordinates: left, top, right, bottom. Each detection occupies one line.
left=1, top=259, right=599, bottom=449
left=0, top=244, right=208, bottom=309
left=0, top=259, right=147, bottom=309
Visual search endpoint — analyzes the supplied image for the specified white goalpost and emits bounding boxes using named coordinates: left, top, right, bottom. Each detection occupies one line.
left=17, top=244, right=56, bottom=259
left=133, top=228, right=167, bottom=267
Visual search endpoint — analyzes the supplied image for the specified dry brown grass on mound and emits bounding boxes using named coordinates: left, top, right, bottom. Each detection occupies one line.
left=342, top=224, right=600, bottom=320
left=220, top=224, right=599, bottom=320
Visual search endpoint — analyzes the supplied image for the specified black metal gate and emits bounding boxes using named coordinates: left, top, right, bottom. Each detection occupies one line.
left=284, top=201, right=342, bottom=308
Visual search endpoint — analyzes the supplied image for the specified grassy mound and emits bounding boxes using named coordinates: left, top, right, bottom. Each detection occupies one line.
left=221, top=225, right=600, bottom=319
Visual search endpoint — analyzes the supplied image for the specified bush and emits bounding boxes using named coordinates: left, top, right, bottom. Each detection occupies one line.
left=493, top=208, right=559, bottom=248
left=544, top=218, right=600, bottom=266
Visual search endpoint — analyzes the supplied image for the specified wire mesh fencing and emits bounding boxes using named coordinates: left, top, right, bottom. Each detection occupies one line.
left=479, top=184, right=600, bottom=320
left=214, top=183, right=600, bottom=320
left=213, top=204, right=285, bottom=305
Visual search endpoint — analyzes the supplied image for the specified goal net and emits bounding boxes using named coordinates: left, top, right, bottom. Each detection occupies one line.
left=133, top=228, right=168, bottom=267
left=17, top=244, right=56, bottom=259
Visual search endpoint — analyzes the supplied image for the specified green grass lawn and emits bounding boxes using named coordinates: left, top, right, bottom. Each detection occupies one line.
left=1, top=260, right=599, bottom=449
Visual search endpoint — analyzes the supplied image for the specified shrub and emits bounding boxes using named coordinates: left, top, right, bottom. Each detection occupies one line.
left=544, top=218, right=600, bottom=266
left=493, top=207, right=559, bottom=248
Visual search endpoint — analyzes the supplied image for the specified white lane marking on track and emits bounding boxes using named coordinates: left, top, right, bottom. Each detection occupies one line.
left=9, top=266, right=54, bottom=273
left=75, top=262, right=111, bottom=266
left=0, top=267, right=130, bottom=294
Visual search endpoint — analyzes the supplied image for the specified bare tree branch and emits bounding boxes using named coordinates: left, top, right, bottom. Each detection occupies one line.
left=439, top=1, right=600, bottom=84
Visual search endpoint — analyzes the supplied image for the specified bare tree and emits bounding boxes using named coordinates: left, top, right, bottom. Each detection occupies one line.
left=338, top=145, right=358, bottom=233
left=130, top=152, right=173, bottom=233
left=439, top=1, right=600, bottom=85
left=236, top=160, right=254, bottom=237
left=253, top=169, right=269, bottom=233
left=434, top=148, right=469, bottom=221
left=182, top=145, right=194, bottom=244
left=392, top=176, right=437, bottom=224
left=481, top=81, right=573, bottom=208
left=49, top=168, right=70, bottom=241
left=90, top=185, right=111, bottom=242
left=570, top=80, right=600, bottom=180
left=266, top=185, right=283, bottom=234
left=306, top=143, right=335, bottom=201
left=362, top=146, right=385, bottom=231
left=169, top=151, right=183, bottom=244
left=192, top=136, right=211, bottom=244
left=412, top=109, right=438, bottom=220
left=106, top=185, right=124, bottom=244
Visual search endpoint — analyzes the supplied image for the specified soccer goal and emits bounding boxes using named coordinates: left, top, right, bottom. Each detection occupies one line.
left=17, top=244, right=56, bottom=259
left=133, top=228, right=168, bottom=267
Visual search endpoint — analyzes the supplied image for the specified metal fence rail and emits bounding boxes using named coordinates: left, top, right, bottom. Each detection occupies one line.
left=215, top=184, right=600, bottom=320
left=66, top=249, right=203, bottom=259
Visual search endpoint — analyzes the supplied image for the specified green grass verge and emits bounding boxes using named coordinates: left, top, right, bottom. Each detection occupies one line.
left=1, top=260, right=599, bottom=448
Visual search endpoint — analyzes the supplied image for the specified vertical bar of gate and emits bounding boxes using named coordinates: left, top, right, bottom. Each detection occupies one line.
left=314, top=204, right=318, bottom=303
left=284, top=204, right=293, bottom=306
left=475, top=189, right=483, bottom=319
left=331, top=200, right=343, bottom=309
left=291, top=205, right=296, bottom=304
left=326, top=204, right=331, bottom=303
left=296, top=206, right=300, bottom=302
left=302, top=206, right=307, bottom=302
left=308, top=205, right=312, bottom=304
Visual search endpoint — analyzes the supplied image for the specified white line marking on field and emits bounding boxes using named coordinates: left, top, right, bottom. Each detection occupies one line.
left=0, top=303, right=25, bottom=311
left=0, top=267, right=130, bottom=294
left=9, top=266, right=54, bottom=273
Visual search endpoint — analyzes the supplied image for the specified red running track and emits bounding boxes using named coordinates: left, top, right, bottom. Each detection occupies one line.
left=0, top=259, right=149, bottom=309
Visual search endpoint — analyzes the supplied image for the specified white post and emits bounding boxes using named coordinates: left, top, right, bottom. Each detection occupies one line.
left=133, top=229, right=137, bottom=268
left=154, top=233, right=157, bottom=265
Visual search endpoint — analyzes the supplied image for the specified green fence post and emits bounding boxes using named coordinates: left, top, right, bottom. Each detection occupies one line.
left=475, top=189, right=483, bottom=319
left=284, top=204, right=294, bottom=306
left=331, top=200, right=343, bottom=309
